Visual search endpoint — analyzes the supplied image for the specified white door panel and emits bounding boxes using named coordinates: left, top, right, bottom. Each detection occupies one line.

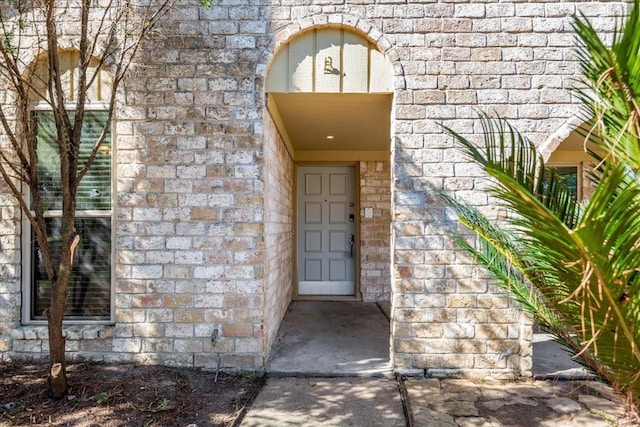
left=297, top=166, right=355, bottom=296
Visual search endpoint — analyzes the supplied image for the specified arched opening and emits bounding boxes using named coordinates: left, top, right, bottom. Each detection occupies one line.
left=26, top=49, right=113, bottom=103
left=545, top=121, right=600, bottom=201
left=262, top=26, right=394, bottom=375
left=533, top=120, right=600, bottom=378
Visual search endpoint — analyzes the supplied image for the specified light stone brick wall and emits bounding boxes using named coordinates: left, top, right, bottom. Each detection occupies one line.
left=384, top=0, right=623, bottom=377
left=112, top=11, right=269, bottom=369
left=2, top=3, right=270, bottom=369
left=0, top=185, right=20, bottom=356
left=359, top=161, right=391, bottom=303
left=0, top=1, right=626, bottom=378
left=263, top=109, right=294, bottom=360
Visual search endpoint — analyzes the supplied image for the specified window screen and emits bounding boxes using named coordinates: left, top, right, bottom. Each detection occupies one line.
left=33, top=111, right=112, bottom=211
left=30, top=110, right=112, bottom=321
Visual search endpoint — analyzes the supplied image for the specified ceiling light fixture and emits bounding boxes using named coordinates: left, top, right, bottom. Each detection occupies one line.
left=326, top=135, right=335, bottom=140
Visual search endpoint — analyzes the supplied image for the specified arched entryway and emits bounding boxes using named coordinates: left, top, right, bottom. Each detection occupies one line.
left=261, top=26, right=395, bottom=374
left=533, top=119, right=600, bottom=378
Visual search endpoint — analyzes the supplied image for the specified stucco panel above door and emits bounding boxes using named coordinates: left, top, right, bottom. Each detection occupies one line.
left=266, top=28, right=393, bottom=94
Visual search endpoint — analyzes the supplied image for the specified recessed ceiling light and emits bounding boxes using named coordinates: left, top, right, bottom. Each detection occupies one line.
left=326, top=135, right=335, bottom=139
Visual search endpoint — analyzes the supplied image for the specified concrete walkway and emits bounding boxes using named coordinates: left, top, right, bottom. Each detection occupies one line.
left=266, top=301, right=392, bottom=376
left=241, top=377, right=405, bottom=426
left=241, top=302, right=633, bottom=426
left=242, top=376, right=631, bottom=426
left=532, top=332, right=591, bottom=380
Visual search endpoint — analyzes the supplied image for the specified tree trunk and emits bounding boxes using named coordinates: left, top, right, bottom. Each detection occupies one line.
left=45, top=199, right=80, bottom=398
left=47, top=280, right=68, bottom=399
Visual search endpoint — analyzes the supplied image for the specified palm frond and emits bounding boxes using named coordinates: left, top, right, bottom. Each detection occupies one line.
left=573, top=0, right=640, bottom=171
left=442, top=114, right=582, bottom=228
left=440, top=0, right=640, bottom=404
left=443, top=112, right=640, bottom=400
left=441, top=192, right=560, bottom=329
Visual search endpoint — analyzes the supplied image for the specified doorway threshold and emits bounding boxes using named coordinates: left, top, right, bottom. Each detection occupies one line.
left=266, top=301, right=392, bottom=377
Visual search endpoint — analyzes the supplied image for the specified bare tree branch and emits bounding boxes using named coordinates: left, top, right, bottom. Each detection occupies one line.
left=0, top=0, right=184, bottom=397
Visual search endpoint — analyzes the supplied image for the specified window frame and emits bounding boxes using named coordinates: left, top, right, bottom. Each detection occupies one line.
left=546, top=162, right=583, bottom=202
left=21, top=102, right=116, bottom=325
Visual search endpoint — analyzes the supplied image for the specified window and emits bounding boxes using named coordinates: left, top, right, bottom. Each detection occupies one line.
left=544, top=164, right=581, bottom=201
left=22, top=50, right=114, bottom=323
left=26, top=110, right=113, bottom=322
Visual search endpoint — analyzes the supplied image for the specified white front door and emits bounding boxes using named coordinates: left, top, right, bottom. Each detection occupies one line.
left=297, top=166, right=356, bottom=296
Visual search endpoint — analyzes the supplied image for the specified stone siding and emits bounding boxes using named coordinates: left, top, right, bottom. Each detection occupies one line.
left=359, top=161, right=391, bottom=303
left=0, top=183, right=20, bottom=356
left=263, top=109, right=294, bottom=360
left=113, top=17, right=268, bottom=369
left=381, top=1, right=622, bottom=377
left=0, top=1, right=626, bottom=377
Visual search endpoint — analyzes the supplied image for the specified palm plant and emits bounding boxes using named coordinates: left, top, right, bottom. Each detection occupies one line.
left=441, top=0, right=640, bottom=406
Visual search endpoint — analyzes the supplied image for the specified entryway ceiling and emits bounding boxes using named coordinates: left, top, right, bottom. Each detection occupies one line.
left=267, top=92, right=392, bottom=154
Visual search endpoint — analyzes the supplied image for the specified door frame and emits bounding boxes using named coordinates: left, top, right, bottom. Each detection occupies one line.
left=293, top=162, right=361, bottom=301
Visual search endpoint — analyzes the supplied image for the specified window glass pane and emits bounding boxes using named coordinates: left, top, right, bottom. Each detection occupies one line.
left=34, top=110, right=111, bottom=211
left=543, top=166, right=578, bottom=198
left=34, top=112, right=61, bottom=210
left=32, top=217, right=111, bottom=320
left=555, top=166, right=578, bottom=197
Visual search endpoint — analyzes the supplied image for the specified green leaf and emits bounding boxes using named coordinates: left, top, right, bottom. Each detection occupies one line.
left=442, top=112, right=640, bottom=401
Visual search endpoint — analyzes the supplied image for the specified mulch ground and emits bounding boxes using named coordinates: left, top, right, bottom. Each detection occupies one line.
left=0, top=362, right=264, bottom=426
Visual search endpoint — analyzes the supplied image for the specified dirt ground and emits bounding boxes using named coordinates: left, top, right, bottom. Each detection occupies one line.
left=0, top=362, right=264, bottom=427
